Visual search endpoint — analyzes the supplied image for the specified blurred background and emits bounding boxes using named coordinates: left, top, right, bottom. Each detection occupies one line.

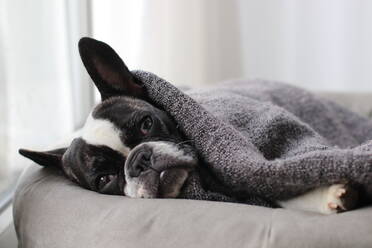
left=1, top=0, right=372, bottom=188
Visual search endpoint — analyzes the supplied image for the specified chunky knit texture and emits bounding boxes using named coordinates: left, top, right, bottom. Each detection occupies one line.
left=133, top=70, right=372, bottom=207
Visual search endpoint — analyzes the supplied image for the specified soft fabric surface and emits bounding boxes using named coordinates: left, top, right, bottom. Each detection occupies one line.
left=14, top=91, right=372, bottom=248
left=133, top=71, right=372, bottom=206
left=13, top=165, right=372, bottom=248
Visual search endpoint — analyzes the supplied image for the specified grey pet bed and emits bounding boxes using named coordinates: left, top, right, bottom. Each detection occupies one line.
left=13, top=92, right=372, bottom=248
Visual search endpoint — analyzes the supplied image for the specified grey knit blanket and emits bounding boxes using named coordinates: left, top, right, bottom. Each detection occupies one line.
left=133, top=70, right=372, bottom=207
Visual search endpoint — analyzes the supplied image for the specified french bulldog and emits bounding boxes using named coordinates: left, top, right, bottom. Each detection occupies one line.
left=19, top=37, right=358, bottom=214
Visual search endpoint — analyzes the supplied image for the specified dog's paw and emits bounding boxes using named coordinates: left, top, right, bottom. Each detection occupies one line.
left=322, top=184, right=358, bottom=215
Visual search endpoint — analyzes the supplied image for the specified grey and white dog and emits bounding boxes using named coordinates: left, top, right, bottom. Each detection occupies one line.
left=20, top=38, right=358, bottom=214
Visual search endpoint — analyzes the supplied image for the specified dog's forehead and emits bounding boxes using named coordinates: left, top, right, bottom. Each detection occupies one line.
left=93, top=96, right=153, bottom=116
left=81, top=96, right=154, bottom=157
left=81, top=113, right=130, bottom=156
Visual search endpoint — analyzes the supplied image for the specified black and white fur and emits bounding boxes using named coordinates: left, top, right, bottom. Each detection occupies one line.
left=19, top=37, right=358, bottom=214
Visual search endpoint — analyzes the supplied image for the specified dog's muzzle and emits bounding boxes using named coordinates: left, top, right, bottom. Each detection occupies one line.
left=124, top=141, right=197, bottom=198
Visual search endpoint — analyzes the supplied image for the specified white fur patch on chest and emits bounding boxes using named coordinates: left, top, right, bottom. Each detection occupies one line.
left=81, top=113, right=130, bottom=156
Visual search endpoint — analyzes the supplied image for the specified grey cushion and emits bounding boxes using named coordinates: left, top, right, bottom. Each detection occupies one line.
left=13, top=92, right=372, bottom=248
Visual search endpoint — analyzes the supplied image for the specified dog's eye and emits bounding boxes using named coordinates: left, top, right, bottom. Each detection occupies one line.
left=96, top=174, right=116, bottom=191
left=140, top=116, right=153, bottom=135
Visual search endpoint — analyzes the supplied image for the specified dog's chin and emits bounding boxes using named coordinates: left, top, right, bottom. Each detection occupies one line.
left=124, top=168, right=189, bottom=199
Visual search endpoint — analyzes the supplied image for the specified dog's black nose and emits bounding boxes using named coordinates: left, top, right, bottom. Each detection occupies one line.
left=127, top=148, right=152, bottom=177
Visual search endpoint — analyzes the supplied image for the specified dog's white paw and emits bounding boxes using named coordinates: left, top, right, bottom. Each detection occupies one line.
left=322, top=184, right=358, bottom=215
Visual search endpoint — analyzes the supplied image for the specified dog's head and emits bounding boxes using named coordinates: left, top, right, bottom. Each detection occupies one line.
left=19, top=37, right=198, bottom=198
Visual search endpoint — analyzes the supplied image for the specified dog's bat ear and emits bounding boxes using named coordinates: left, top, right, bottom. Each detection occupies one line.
left=78, top=37, right=145, bottom=101
left=18, top=148, right=67, bottom=168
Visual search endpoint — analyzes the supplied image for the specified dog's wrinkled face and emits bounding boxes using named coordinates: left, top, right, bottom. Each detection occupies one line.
left=63, top=96, right=197, bottom=198
left=19, top=37, right=198, bottom=198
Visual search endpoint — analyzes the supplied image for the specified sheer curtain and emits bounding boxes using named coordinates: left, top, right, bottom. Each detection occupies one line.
left=92, top=0, right=243, bottom=87
left=0, top=0, right=93, bottom=176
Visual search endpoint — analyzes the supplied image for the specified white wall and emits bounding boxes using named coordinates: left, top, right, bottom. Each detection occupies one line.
left=239, top=0, right=372, bottom=92
left=92, top=0, right=372, bottom=91
left=137, top=0, right=243, bottom=87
